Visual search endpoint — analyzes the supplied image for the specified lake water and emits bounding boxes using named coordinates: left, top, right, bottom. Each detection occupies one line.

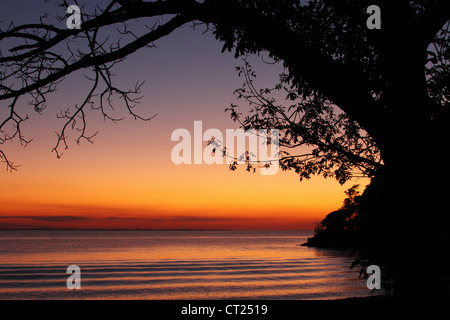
left=0, top=230, right=378, bottom=299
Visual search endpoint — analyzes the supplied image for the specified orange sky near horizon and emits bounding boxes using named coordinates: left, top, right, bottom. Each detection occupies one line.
left=0, top=5, right=370, bottom=230
left=0, top=116, right=369, bottom=230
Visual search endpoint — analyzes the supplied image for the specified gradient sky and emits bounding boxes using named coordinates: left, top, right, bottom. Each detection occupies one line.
left=0, top=0, right=369, bottom=230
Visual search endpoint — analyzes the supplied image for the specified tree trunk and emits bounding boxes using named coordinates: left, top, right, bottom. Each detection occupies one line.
left=358, top=117, right=450, bottom=298
left=387, top=167, right=447, bottom=298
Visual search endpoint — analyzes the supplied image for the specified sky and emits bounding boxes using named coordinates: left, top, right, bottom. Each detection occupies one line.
left=0, top=0, right=369, bottom=230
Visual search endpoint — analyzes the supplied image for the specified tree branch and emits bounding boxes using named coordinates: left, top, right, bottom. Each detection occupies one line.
left=418, top=0, right=450, bottom=50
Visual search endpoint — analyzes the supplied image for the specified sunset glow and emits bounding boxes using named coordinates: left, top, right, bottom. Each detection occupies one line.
left=0, top=1, right=368, bottom=230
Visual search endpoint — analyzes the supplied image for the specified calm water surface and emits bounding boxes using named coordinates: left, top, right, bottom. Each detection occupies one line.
left=0, top=230, right=377, bottom=299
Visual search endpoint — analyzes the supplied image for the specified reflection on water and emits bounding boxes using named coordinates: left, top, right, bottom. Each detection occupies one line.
left=0, top=230, right=378, bottom=299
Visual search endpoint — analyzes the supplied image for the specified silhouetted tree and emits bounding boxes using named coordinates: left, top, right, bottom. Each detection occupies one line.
left=302, top=184, right=362, bottom=248
left=0, top=0, right=449, bottom=298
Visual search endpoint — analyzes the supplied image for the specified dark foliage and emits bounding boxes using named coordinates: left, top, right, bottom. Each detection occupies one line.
left=302, top=184, right=361, bottom=248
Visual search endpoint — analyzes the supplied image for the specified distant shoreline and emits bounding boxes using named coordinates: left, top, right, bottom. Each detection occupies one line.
left=0, top=228, right=229, bottom=231
left=0, top=228, right=312, bottom=231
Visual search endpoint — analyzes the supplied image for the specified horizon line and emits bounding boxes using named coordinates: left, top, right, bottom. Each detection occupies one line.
left=0, top=228, right=312, bottom=231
